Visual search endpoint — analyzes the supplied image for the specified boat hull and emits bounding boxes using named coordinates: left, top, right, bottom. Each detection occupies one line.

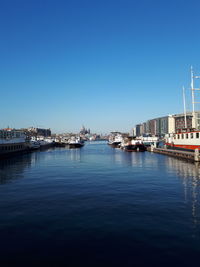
left=124, top=144, right=146, bottom=152
left=55, top=142, right=67, bottom=147
left=165, top=143, right=200, bottom=151
left=0, top=142, right=28, bottom=158
left=108, top=142, right=121, bottom=148
left=68, top=143, right=84, bottom=149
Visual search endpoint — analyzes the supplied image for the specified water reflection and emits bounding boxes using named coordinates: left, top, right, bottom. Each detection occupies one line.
left=110, top=147, right=200, bottom=228
left=110, top=148, right=161, bottom=169
left=68, top=147, right=83, bottom=162
left=166, top=157, right=200, bottom=226
left=0, top=153, right=35, bottom=184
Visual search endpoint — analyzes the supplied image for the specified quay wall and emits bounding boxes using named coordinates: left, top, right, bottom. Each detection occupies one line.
left=0, top=142, right=55, bottom=159
left=148, top=147, right=200, bottom=162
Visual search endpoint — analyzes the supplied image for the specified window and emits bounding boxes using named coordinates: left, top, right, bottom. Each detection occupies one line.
left=178, top=134, right=180, bottom=139
left=191, top=133, right=193, bottom=139
left=196, top=133, right=199, bottom=138
left=186, top=134, right=188, bottom=139
left=182, top=134, right=184, bottom=139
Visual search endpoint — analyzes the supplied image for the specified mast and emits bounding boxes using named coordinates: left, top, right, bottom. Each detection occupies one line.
left=191, top=66, right=195, bottom=113
left=191, top=66, right=200, bottom=129
left=191, top=66, right=196, bottom=129
left=183, top=86, right=187, bottom=129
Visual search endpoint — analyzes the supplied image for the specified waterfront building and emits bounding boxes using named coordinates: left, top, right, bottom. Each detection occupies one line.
left=160, top=116, right=169, bottom=135
left=169, top=111, right=200, bottom=133
left=132, top=127, right=136, bottom=136
left=135, top=111, right=200, bottom=137
left=174, top=114, right=192, bottom=131
left=149, top=119, right=157, bottom=136
left=135, top=124, right=143, bottom=136
left=143, top=122, right=147, bottom=134
left=80, top=126, right=90, bottom=135
left=168, top=115, right=175, bottom=134
left=145, top=120, right=151, bottom=135
left=193, top=111, right=200, bottom=129
left=155, top=116, right=173, bottom=136
left=0, top=128, right=25, bottom=139
left=136, top=116, right=173, bottom=136
left=27, top=127, right=51, bottom=137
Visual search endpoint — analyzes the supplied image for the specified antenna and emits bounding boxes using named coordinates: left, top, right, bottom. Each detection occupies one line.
left=183, top=86, right=187, bottom=129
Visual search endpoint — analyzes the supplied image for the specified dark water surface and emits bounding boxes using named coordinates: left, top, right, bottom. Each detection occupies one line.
left=0, top=141, right=200, bottom=266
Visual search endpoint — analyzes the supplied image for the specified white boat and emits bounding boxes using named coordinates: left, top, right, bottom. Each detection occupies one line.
left=121, top=137, right=146, bottom=152
left=140, top=136, right=160, bottom=147
left=68, top=136, right=84, bottom=148
left=108, top=132, right=123, bottom=147
left=0, top=128, right=28, bottom=157
left=60, top=136, right=69, bottom=145
left=30, top=136, right=54, bottom=149
left=39, top=138, right=54, bottom=148
left=28, top=140, right=41, bottom=150
left=165, top=130, right=200, bottom=150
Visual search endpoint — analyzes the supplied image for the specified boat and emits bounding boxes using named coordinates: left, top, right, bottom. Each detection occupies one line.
left=28, top=136, right=54, bottom=150
left=165, top=130, right=200, bottom=150
left=165, top=67, right=200, bottom=151
left=60, top=136, right=69, bottom=146
left=53, top=136, right=68, bottom=147
left=68, top=136, right=84, bottom=148
left=140, top=135, right=160, bottom=148
left=121, top=137, right=146, bottom=152
left=124, top=139, right=146, bottom=152
left=28, top=140, right=41, bottom=150
left=0, top=128, right=29, bottom=158
left=108, top=132, right=123, bottom=147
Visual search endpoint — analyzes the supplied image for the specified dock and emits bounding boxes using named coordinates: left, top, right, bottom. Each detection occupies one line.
left=147, top=147, right=200, bottom=162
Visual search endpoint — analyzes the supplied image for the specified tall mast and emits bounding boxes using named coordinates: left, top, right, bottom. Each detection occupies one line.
left=183, top=86, right=187, bottom=129
left=191, top=66, right=195, bottom=113
left=191, top=66, right=200, bottom=129
left=191, top=66, right=196, bottom=129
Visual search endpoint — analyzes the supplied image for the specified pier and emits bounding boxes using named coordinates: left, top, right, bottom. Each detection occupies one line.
left=148, top=147, right=200, bottom=162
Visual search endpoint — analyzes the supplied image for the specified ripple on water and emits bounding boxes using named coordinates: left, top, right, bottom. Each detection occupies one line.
left=0, top=142, right=200, bottom=266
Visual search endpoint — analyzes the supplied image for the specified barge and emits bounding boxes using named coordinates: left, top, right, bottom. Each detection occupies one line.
left=0, top=128, right=29, bottom=158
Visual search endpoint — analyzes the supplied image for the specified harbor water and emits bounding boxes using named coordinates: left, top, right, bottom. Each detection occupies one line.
left=0, top=141, right=200, bottom=266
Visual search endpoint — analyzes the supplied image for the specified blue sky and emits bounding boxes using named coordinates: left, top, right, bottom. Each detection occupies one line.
left=1, top=0, right=200, bottom=133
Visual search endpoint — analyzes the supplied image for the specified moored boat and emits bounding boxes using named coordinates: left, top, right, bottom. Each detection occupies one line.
left=124, top=139, right=146, bottom=152
left=121, top=136, right=146, bottom=152
left=141, top=135, right=160, bottom=148
left=29, top=136, right=54, bottom=150
left=0, top=128, right=29, bottom=158
left=165, top=130, right=200, bottom=151
left=28, top=140, right=41, bottom=150
left=165, top=68, right=200, bottom=151
left=68, top=136, right=84, bottom=148
left=108, top=132, right=123, bottom=147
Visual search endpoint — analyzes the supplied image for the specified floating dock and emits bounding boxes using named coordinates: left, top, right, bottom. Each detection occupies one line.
left=148, top=147, right=200, bottom=162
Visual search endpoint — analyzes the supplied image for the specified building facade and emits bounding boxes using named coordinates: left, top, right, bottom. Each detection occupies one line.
left=27, top=127, right=51, bottom=137
left=134, top=111, right=200, bottom=137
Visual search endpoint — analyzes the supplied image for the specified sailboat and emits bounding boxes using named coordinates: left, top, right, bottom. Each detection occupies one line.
left=165, top=67, right=200, bottom=150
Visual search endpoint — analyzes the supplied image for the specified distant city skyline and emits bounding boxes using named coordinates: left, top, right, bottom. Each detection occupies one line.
left=1, top=0, right=200, bottom=133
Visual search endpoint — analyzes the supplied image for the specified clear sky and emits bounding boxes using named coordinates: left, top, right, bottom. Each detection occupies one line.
left=1, top=0, right=200, bottom=133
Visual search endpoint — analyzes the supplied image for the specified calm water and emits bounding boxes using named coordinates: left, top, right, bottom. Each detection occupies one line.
left=0, top=141, right=200, bottom=266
